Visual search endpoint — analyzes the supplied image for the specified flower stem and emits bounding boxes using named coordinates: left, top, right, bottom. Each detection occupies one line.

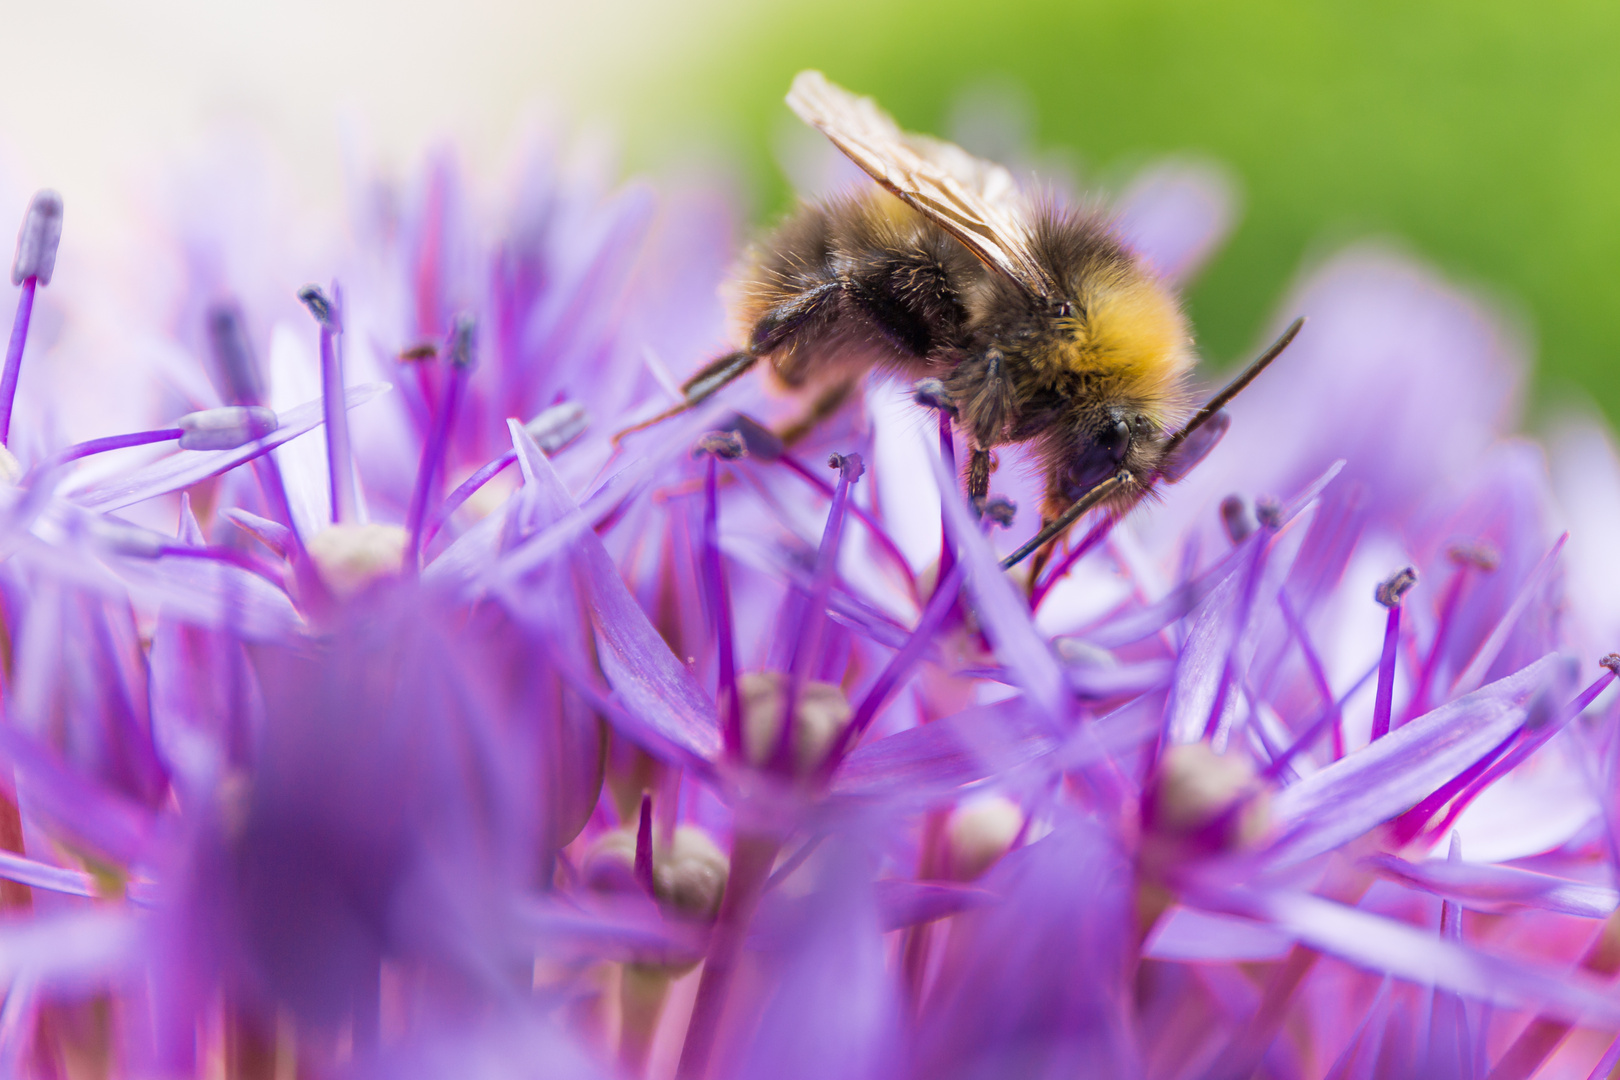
left=311, top=287, right=358, bottom=525
left=1405, top=560, right=1471, bottom=723
left=824, top=559, right=966, bottom=772
left=405, top=355, right=467, bottom=566
left=1203, top=872, right=1373, bottom=1080
left=702, top=457, right=742, bottom=756
left=936, top=411, right=956, bottom=586
left=422, top=449, right=517, bottom=550
left=620, top=965, right=672, bottom=1077
left=675, top=832, right=780, bottom=1080
left=1203, top=525, right=1271, bottom=746
left=1484, top=908, right=1620, bottom=1080
left=1370, top=603, right=1402, bottom=741
left=779, top=453, right=914, bottom=596
left=1030, top=512, right=1116, bottom=610
left=0, top=278, right=37, bottom=445
left=777, top=455, right=858, bottom=771
left=29, top=428, right=183, bottom=478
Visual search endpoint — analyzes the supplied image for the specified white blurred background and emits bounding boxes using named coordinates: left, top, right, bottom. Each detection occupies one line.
left=1, top=0, right=740, bottom=246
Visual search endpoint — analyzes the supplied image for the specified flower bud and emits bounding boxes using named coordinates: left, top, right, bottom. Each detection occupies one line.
left=582, top=824, right=729, bottom=923
left=582, top=828, right=639, bottom=897
left=523, top=401, right=589, bottom=453
left=1142, top=742, right=1271, bottom=861
left=12, top=190, right=63, bottom=286
left=653, top=827, right=729, bottom=922
left=738, top=671, right=852, bottom=775
left=305, top=523, right=407, bottom=598
left=176, top=406, right=279, bottom=451
left=945, top=795, right=1023, bottom=881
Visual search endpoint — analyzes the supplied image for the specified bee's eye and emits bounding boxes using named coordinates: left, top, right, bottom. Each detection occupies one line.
left=1103, top=417, right=1131, bottom=461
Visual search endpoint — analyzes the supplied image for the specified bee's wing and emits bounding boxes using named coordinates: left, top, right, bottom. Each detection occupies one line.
left=787, top=70, right=1056, bottom=298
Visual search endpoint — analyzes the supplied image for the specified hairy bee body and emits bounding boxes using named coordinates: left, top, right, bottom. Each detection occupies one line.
left=733, top=186, right=1194, bottom=517
left=619, top=71, right=1202, bottom=526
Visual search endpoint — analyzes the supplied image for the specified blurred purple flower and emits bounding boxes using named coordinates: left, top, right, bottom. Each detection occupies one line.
left=0, top=116, right=1611, bottom=1080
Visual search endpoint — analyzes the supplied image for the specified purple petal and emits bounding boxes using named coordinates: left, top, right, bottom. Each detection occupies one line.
left=875, top=879, right=995, bottom=930
left=1115, top=159, right=1238, bottom=287
left=1368, top=853, right=1616, bottom=918
left=498, top=420, right=722, bottom=767
left=1143, top=905, right=1296, bottom=961
left=1265, top=654, right=1558, bottom=868
left=0, top=910, right=137, bottom=990
left=353, top=1015, right=612, bottom=1080
left=0, top=849, right=95, bottom=898
left=1192, top=884, right=1620, bottom=1024
left=929, top=449, right=1067, bottom=724
left=832, top=698, right=1058, bottom=801
left=912, top=818, right=1140, bottom=1078
left=737, top=841, right=901, bottom=1080
left=834, top=696, right=1159, bottom=803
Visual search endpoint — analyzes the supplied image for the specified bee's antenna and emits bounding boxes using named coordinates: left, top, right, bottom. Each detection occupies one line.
left=1162, top=316, right=1305, bottom=459
left=999, top=317, right=1304, bottom=572
left=999, top=472, right=1130, bottom=571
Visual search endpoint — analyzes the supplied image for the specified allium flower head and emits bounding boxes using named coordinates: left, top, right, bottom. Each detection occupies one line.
left=0, top=103, right=1613, bottom=1080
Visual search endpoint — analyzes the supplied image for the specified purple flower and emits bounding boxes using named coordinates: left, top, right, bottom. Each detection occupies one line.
left=0, top=112, right=1612, bottom=1080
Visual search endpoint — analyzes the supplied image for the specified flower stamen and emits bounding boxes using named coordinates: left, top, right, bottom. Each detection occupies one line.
left=2, top=191, right=63, bottom=446
left=1371, top=566, right=1418, bottom=740
left=699, top=452, right=743, bottom=756
left=775, top=452, right=862, bottom=772
left=298, top=283, right=358, bottom=524
left=405, top=314, right=475, bottom=566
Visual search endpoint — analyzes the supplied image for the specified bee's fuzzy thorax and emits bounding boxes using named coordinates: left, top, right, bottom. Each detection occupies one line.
left=1027, top=206, right=1196, bottom=431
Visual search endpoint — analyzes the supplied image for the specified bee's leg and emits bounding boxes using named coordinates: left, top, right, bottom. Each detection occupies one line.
left=775, top=377, right=859, bottom=446
left=612, top=350, right=756, bottom=443
left=967, top=449, right=991, bottom=514
left=1024, top=525, right=1058, bottom=590
left=752, top=281, right=842, bottom=354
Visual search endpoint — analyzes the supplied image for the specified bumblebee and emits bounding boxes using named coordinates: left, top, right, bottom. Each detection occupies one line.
left=623, top=71, right=1297, bottom=568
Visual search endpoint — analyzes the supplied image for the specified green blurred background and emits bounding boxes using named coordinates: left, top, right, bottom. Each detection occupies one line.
left=623, top=0, right=1620, bottom=424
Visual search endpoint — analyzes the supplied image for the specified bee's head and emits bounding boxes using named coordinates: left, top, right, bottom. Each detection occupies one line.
left=1052, top=407, right=1166, bottom=506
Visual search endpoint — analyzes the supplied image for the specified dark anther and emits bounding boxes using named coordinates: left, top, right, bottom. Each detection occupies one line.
left=297, top=285, right=339, bottom=329
left=205, top=302, right=264, bottom=407
left=722, top=413, right=784, bottom=462
left=982, top=495, right=1017, bottom=527
left=447, top=313, right=477, bottom=370
left=1220, top=495, right=1254, bottom=545
left=912, top=378, right=957, bottom=416
left=695, top=430, right=747, bottom=460
left=1375, top=566, right=1419, bottom=608
left=828, top=452, right=865, bottom=482
left=12, top=190, right=63, bottom=286
left=1602, top=654, right=1620, bottom=675
left=1448, top=541, right=1500, bottom=572
left=1254, top=496, right=1283, bottom=529
left=398, top=343, right=438, bottom=361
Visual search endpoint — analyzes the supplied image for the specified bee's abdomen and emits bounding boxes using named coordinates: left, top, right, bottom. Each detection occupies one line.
left=734, top=190, right=984, bottom=382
